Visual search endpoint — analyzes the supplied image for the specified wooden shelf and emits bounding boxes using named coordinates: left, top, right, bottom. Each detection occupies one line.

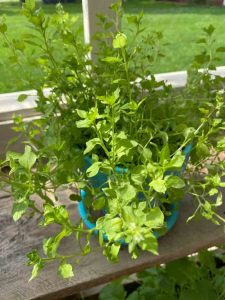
left=1, top=190, right=225, bottom=300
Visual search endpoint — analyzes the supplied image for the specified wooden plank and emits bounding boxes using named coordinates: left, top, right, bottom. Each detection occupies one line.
left=1, top=190, right=225, bottom=300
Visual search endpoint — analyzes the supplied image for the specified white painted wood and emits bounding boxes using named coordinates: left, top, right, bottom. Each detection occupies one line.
left=82, top=0, right=117, bottom=55
left=82, top=0, right=91, bottom=45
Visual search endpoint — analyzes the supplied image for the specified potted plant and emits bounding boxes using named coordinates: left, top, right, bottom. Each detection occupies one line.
left=0, top=1, right=225, bottom=280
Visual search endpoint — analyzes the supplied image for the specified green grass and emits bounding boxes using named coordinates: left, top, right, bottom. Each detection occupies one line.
left=1, top=0, right=225, bottom=92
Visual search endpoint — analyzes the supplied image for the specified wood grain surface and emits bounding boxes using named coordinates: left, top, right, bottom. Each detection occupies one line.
left=1, top=190, right=225, bottom=300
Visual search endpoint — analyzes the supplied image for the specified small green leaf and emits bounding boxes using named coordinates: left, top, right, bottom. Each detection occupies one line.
left=209, top=188, right=218, bottom=196
left=203, top=24, right=215, bottom=36
left=167, top=151, right=185, bottom=170
left=113, top=33, right=127, bottom=49
left=215, top=191, right=222, bottom=207
left=99, top=280, right=126, bottom=300
left=29, top=261, right=44, bottom=281
left=141, top=148, right=152, bottom=162
left=18, top=94, right=28, bottom=102
left=93, top=196, right=105, bottom=210
left=19, top=145, right=37, bottom=169
left=131, top=166, right=147, bottom=185
left=150, top=179, right=167, bottom=194
left=12, top=200, right=29, bottom=221
left=101, top=56, right=122, bottom=63
left=146, top=207, right=164, bottom=228
left=103, top=243, right=121, bottom=262
left=86, top=161, right=101, bottom=177
left=198, top=250, right=216, bottom=272
left=117, top=183, right=136, bottom=202
left=27, top=250, right=40, bottom=266
left=139, top=235, right=158, bottom=255
left=84, top=138, right=101, bottom=155
left=196, top=142, right=209, bottom=158
left=76, top=109, right=87, bottom=119
left=160, top=144, right=170, bottom=164
left=165, top=176, right=185, bottom=189
left=76, top=119, right=91, bottom=128
left=83, top=234, right=91, bottom=255
left=58, top=262, right=74, bottom=279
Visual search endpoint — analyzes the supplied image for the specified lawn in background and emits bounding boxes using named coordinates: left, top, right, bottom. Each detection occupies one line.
left=1, top=0, right=225, bottom=92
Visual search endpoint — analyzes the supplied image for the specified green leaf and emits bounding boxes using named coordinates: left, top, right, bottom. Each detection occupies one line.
left=139, top=234, right=158, bottom=255
left=101, top=56, right=122, bottom=63
left=19, top=145, right=37, bottom=169
left=93, top=196, right=105, bottom=210
left=131, top=166, right=147, bottom=185
left=86, top=161, right=101, bottom=177
left=203, top=24, right=215, bottom=36
left=209, top=188, right=218, bottom=196
left=165, top=175, right=185, bottom=189
left=43, top=229, right=71, bottom=258
left=29, top=261, right=44, bottom=281
left=58, top=262, right=74, bottom=279
left=160, top=144, right=170, bottom=164
left=83, top=233, right=92, bottom=255
left=76, top=119, right=91, bottom=128
left=180, top=279, right=217, bottom=300
left=99, top=280, right=126, bottom=300
left=141, top=148, right=152, bottom=162
left=215, top=191, right=222, bottom=207
left=117, top=182, right=136, bottom=202
left=146, top=207, right=164, bottom=228
left=166, top=258, right=199, bottom=286
left=97, top=89, right=120, bottom=106
left=198, top=250, right=216, bottom=272
left=110, top=243, right=121, bottom=259
left=183, top=127, right=195, bottom=140
left=43, top=237, right=55, bottom=257
left=114, top=137, right=137, bottom=159
left=27, top=249, right=40, bottom=266
left=150, top=179, right=167, bottom=194
left=167, top=151, right=185, bottom=170
left=12, top=200, right=29, bottom=221
left=196, top=142, right=209, bottom=158
left=103, top=243, right=121, bottom=262
left=84, top=138, right=101, bottom=155
left=113, top=33, right=127, bottom=49
left=76, top=109, right=87, bottom=118
left=18, top=94, right=28, bottom=102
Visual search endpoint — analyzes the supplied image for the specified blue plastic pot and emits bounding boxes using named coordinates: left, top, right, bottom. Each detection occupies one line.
left=78, top=144, right=192, bottom=241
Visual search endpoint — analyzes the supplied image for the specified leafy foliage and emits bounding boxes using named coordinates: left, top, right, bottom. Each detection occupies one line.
left=99, top=249, right=225, bottom=300
left=0, top=0, right=225, bottom=279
